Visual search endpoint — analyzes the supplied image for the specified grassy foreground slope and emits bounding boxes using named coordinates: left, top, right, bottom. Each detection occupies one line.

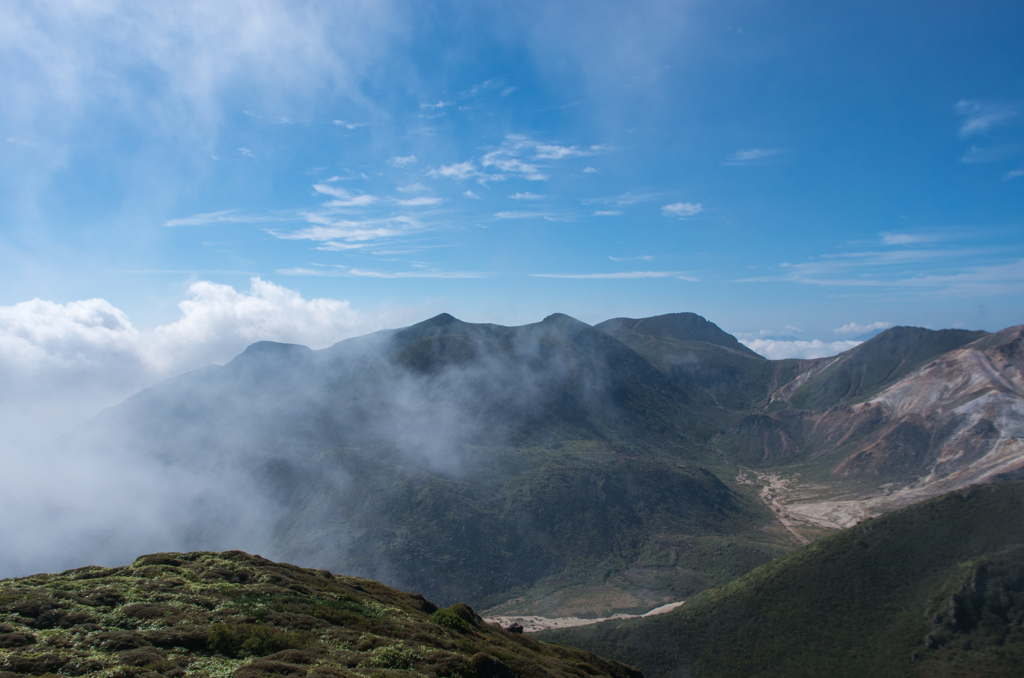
left=540, top=481, right=1024, bottom=677
left=0, top=551, right=641, bottom=678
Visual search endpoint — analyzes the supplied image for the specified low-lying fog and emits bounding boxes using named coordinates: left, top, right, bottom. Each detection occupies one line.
left=0, top=277, right=856, bottom=580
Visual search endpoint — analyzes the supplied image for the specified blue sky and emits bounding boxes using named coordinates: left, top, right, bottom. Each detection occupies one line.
left=2, top=0, right=1023, bottom=375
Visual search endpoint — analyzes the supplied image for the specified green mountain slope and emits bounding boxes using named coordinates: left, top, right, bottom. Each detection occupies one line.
left=786, top=326, right=988, bottom=410
left=594, top=313, right=801, bottom=412
left=539, top=481, right=1024, bottom=677
left=0, top=551, right=642, bottom=678
left=55, top=311, right=1015, bottom=625
left=65, top=313, right=787, bottom=612
left=594, top=313, right=763, bottom=360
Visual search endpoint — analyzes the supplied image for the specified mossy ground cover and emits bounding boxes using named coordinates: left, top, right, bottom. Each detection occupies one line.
left=0, top=551, right=641, bottom=678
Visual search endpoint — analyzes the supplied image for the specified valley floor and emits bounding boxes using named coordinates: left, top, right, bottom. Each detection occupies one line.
left=484, top=600, right=685, bottom=633
left=734, top=464, right=1021, bottom=540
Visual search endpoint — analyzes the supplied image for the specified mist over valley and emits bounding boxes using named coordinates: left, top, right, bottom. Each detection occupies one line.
left=5, top=311, right=1023, bottom=628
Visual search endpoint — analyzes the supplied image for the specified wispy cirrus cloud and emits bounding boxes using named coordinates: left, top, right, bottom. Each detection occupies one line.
left=347, top=268, right=487, bottom=279
left=721, top=148, right=782, bottom=165
left=530, top=271, right=695, bottom=280
left=594, top=210, right=622, bottom=216
left=274, top=214, right=421, bottom=247
left=393, top=196, right=442, bottom=207
left=533, top=143, right=591, bottom=159
left=955, top=100, right=1021, bottom=137
left=429, top=161, right=485, bottom=181
left=736, top=248, right=982, bottom=284
left=276, top=264, right=487, bottom=278
left=430, top=134, right=605, bottom=186
left=885, top=259, right=1024, bottom=296
left=502, top=133, right=599, bottom=160
left=582, top=191, right=662, bottom=206
left=3, top=0, right=401, bottom=156
left=494, top=211, right=553, bottom=220
left=460, top=79, right=500, bottom=98
left=312, top=184, right=379, bottom=207
left=740, top=246, right=1024, bottom=297
left=880, top=232, right=946, bottom=245
left=511, top=192, right=544, bottom=200
left=164, top=210, right=281, bottom=227
left=661, top=202, right=703, bottom=218
left=165, top=209, right=239, bottom=227
left=481, top=151, right=546, bottom=180
left=315, top=242, right=372, bottom=251
left=609, top=255, right=653, bottom=262
left=389, top=155, right=418, bottom=167
left=275, top=266, right=345, bottom=276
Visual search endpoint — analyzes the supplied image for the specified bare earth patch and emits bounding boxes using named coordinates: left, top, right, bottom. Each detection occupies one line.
left=484, top=601, right=684, bottom=633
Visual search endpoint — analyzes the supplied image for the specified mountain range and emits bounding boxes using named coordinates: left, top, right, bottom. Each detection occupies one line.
left=52, top=312, right=1024, bottom=617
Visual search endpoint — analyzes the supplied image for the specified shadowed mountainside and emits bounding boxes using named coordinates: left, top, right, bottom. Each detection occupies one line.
left=64, top=313, right=785, bottom=612
left=595, top=313, right=817, bottom=412
left=539, top=481, right=1024, bottom=678
left=46, top=312, right=1024, bottom=619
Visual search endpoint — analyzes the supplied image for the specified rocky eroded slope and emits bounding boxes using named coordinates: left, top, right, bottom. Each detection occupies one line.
left=717, top=326, right=1024, bottom=529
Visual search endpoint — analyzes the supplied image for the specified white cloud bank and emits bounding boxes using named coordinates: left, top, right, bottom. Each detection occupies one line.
left=0, top=278, right=415, bottom=449
left=740, top=337, right=862, bottom=360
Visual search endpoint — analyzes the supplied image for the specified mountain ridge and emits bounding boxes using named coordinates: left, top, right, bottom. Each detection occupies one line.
left=43, top=311, right=1023, bottom=620
left=61, top=311, right=788, bottom=613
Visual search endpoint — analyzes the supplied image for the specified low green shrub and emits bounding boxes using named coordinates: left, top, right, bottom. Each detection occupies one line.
left=207, top=623, right=306, bottom=658
left=363, top=643, right=422, bottom=669
left=433, top=609, right=472, bottom=633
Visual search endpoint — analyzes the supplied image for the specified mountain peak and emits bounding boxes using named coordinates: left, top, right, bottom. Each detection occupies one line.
left=234, top=340, right=312, bottom=361
left=540, top=312, right=591, bottom=329
left=595, top=312, right=762, bottom=359
left=424, top=312, right=460, bottom=325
